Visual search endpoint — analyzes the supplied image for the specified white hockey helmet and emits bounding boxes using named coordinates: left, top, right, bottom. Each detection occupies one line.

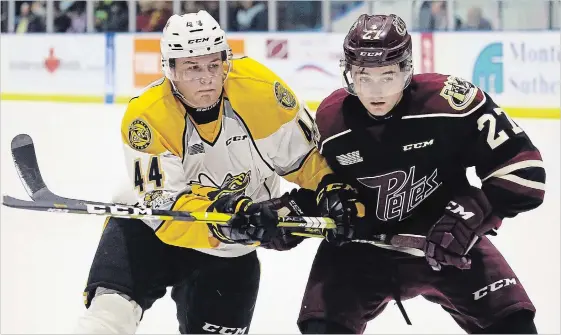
left=160, top=11, right=231, bottom=81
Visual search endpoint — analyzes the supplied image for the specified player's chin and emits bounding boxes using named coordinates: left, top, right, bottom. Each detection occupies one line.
left=196, top=91, right=218, bottom=103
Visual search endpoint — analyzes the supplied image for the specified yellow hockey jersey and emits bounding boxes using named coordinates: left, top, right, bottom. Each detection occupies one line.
left=114, top=57, right=332, bottom=257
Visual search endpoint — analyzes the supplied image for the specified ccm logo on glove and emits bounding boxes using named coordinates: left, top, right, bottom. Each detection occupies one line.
left=446, top=201, right=474, bottom=220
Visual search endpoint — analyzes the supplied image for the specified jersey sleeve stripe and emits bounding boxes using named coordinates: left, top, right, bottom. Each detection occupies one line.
left=496, top=174, right=546, bottom=191
left=482, top=160, right=544, bottom=182
left=485, top=178, right=545, bottom=203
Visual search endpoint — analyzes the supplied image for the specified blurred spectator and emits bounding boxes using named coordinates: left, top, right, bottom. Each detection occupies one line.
left=15, top=1, right=46, bottom=33
left=464, top=6, right=492, bottom=30
left=137, top=1, right=172, bottom=32
left=183, top=1, right=219, bottom=21
left=330, top=1, right=362, bottom=20
left=418, top=0, right=461, bottom=31
left=1, top=1, right=8, bottom=32
left=228, top=1, right=267, bottom=31
left=54, top=2, right=72, bottom=31
left=136, top=1, right=152, bottom=31
left=55, top=1, right=86, bottom=32
left=277, top=1, right=321, bottom=31
left=94, top=1, right=128, bottom=32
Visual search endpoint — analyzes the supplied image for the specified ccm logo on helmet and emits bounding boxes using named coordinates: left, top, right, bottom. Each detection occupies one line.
left=359, top=51, right=383, bottom=57
left=188, top=37, right=209, bottom=44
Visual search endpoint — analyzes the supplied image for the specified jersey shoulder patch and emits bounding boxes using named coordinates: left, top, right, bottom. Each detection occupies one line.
left=407, top=73, right=485, bottom=118
left=273, top=81, right=297, bottom=109
left=438, top=75, right=480, bottom=111
left=127, top=118, right=153, bottom=150
left=122, top=79, right=186, bottom=156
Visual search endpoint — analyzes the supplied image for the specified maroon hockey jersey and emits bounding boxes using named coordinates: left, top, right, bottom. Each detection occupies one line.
left=315, top=73, right=546, bottom=237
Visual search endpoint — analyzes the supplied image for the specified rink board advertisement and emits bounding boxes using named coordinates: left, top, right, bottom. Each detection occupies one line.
left=0, top=32, right=559, bottom=118
left=430, top=32, right=560, bottom=117
left=258, top=33, right=347, bottom=103
left=0, top=34, right=106, bottom=102
left=116, top=34, right=248, bottom=95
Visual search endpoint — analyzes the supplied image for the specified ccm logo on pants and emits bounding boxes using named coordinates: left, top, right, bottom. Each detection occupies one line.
left=473, top=278, right=517, bottom=300
left=202, top=322, right=247, bottom=334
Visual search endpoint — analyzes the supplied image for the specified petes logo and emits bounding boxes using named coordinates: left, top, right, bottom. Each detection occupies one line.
left=336, top=150, right=363, bottom=165
left=357, top=166, right=442, bottom=221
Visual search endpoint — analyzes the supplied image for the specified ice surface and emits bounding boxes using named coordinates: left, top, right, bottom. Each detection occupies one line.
left=1, top=101, right=559, bottom=334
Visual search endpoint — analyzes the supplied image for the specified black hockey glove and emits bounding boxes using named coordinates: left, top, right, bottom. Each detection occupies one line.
left=208, top=194, right=278, bottom=246
left=425, top=186, right=497, bottom=271
left=316, top=174, right=365, bottom=246
left=258, top=188, right=319, bottom=251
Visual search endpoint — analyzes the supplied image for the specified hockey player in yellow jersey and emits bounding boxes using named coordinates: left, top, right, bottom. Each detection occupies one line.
left=74, top=10, right=338, bottom=334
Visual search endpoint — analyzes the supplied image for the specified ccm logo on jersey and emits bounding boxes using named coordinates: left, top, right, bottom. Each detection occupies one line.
left=202, top=322, right=247, bottom=334
left=403, top=139, right=434, bottom=151
left=473, top=278, right=517, bottom=300
left=446, top=201, right=475, bottom=220
left=226, top=135, right=248, bottom=146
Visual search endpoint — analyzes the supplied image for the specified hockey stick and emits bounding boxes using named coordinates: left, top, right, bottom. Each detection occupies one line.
left=2, top=194, right=335, bottom=228
left=291, top=230, right=426, bottom=251
left=5, top=134, right=335, bottom=229
left=10, top=133, right=70, bottom=202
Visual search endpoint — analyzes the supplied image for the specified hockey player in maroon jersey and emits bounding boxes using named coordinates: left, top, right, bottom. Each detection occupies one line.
left=297, top=14, right=545, bottom=334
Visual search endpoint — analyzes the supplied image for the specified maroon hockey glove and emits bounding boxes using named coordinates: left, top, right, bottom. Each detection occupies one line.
left=258, top=188, right=318, bottom=251
left=316, top=175, right=365, bottom=246
left=208, top=194, right=278, bottom=245
left=425, top=186, right=497, bottom=270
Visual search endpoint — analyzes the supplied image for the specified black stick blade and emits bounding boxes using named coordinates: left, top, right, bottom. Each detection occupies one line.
left=11, top=134, right=50, bottom=200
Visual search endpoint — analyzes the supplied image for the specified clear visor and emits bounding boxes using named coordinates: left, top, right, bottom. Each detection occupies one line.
left=168, top=58, right=231, bottom=82
left=341, top=61, right=412, bottom=97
